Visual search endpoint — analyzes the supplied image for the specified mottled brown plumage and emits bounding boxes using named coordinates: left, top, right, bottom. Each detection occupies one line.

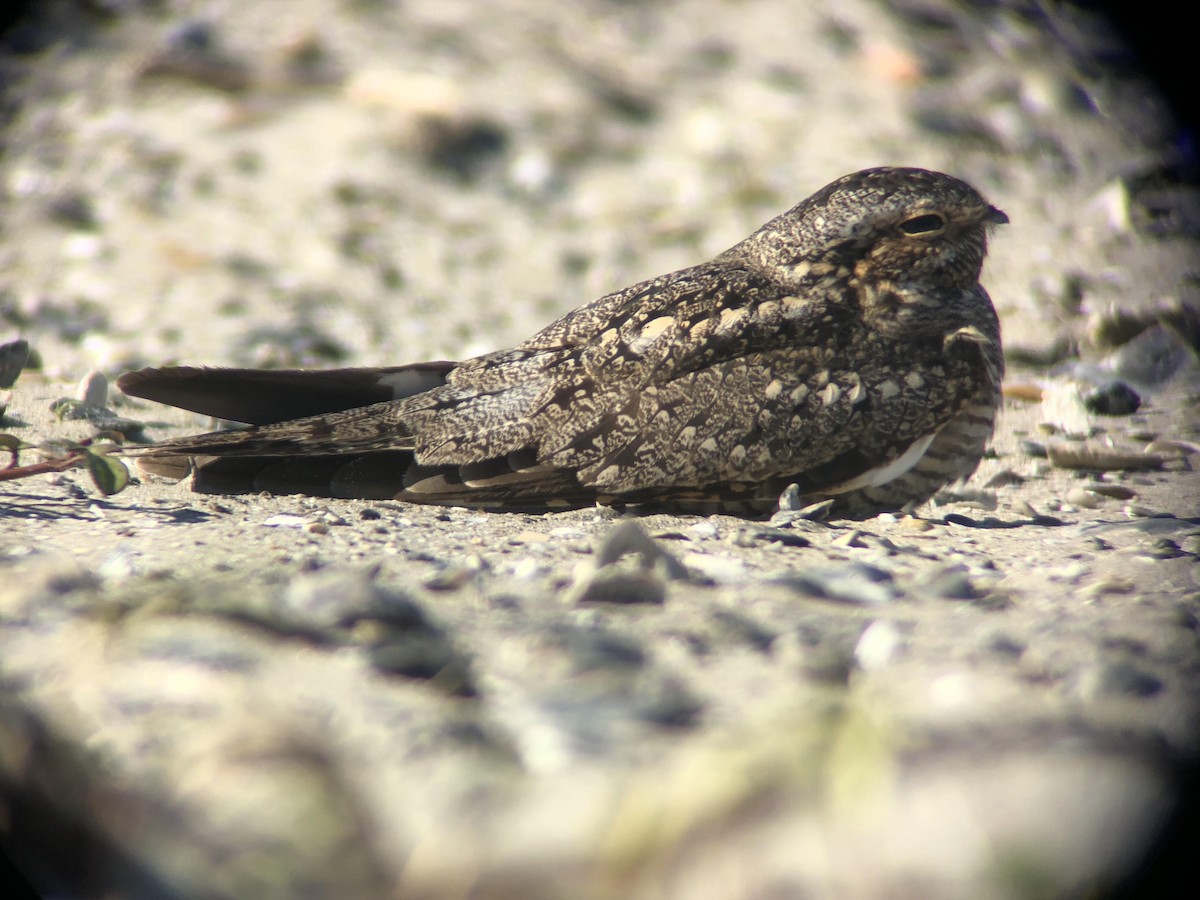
left=118, top=167, right=1007, bottom=514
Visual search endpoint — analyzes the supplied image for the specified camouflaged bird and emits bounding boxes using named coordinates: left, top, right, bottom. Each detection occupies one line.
left=118, top=167, right=1007, bottom=515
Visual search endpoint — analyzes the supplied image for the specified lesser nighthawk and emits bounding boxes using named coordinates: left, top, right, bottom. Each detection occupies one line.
left=118, top=167, right=1007, bottom=514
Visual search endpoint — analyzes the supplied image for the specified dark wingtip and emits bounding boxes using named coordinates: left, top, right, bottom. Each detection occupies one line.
left=116, top=366, right=199, bottom=399
left=115, top=366, right=153, bottom=395
left=114, top=364, right=456, bottom=425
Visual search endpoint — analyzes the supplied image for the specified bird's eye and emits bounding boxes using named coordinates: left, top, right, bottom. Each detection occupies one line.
left=899, top=213, right=945, bottom=235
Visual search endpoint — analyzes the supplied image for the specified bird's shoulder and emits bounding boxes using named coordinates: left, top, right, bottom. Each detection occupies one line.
left=487, top=255, right=854, bottom=389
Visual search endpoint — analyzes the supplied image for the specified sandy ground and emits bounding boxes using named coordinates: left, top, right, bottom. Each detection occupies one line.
left=1, top=1, right=1198, bottom=897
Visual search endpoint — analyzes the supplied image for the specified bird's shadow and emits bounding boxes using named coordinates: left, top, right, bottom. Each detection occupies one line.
left=933, top=512, right=1198, bottom=532
left=933, top=512, right=1070, bottom=529
left=0, top=491, right=212, bottom=525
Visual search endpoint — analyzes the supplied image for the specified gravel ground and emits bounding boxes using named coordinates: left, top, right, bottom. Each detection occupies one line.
left=1, top=1, right=1198, bottom=898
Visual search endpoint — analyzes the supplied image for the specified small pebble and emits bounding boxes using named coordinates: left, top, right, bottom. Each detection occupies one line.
left=46, top=191, right=98, bottom=230
left=831, top=530, right=868, bottom=549
left=1084, top=482, right=1136, bottom=500
left=1081, top=380, right=1140, bottom=416
left=800, top=644, right=856, bottom=686
left=76, top=369, right=108, bottom=407
left=369, top=634, right=476, bottom=697
left=425, top=562, right=486, bottom=591
left=927, top=671, right=978, bottom=710
left=1014, top=500, right=1065, bottom=526
left=1047, top=442, right=1164, bottom=471
left=854, top=619, right=903, bottom=671
left=1065, top=486, right=1103, bottom=509
left=682, top=552, right=746, bottom=583
left=1001, top=382, right=1044, bottom=402
left=920, top=565, right=980, bottom=600
left=594, top=520, right=688, bottom=580
left=934, top=489, right=998, bottom=511
left=778, top=561, right=897, bottom=605
left=731, top=525, right=811, bottom=548
left=633, top=677, right=704, bottom=728
left=1018, top=646, right=1072, bottom=684
left=983, top=633, right=1026, bottom=658
left=1092, top=660, right=1163, bottom=698
left=510, top=558, right=543, bottom=580
left=710, top=608, right=776, bottom=653
left=778, top=483, right=803, bottom=510
left=1143, top=438, right=1200, bottom=457
left=1107, top=324, right=1197, bottom=387
left=278, top=568, right=379, bottom=629
left=1137, top=538, right=1185, bottom=559
left=548, top=625, right=645, bottom=672
left=0, top=339, right=30, bottom=388
left=771, top=497, right=835, bottom=524
left=168, top=19, right=217, bottom=52
left=262, top=514, right=310, bottom=529
left=549, top=527, right=586, bottom=539
left=1019, top=440, right=1048, bottom=458
left=61, top=233, right=104, bottom=260
left=570, top=568, right=666, bottom=605
left=984, top=469, right=1026, bottom=488
left=1081, top=576, right=1135, bottom=597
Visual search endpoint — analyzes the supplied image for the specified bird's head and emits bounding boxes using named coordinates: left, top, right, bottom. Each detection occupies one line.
left=736, top=167, right=1007, bottom=336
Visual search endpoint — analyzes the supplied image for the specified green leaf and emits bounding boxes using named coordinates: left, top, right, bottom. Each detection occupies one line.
left=50, top=398, right=82, bottom=420
left=0, top=433, right=26, bottom=452
left=84, top=450, right=130, bottom=496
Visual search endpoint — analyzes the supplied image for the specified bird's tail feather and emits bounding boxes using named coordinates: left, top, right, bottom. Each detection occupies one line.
left=117, top=363, right=454, bottom=426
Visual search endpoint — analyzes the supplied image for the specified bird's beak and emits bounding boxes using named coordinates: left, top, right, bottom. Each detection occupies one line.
left=985, top=205, right=1009, bottom=226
